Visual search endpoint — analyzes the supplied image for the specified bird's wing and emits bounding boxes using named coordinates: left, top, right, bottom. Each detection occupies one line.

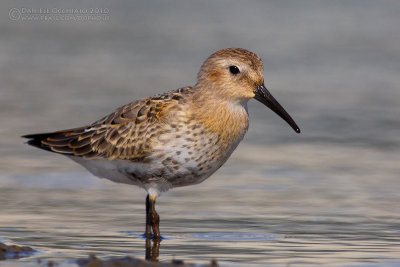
left=23, top=87, right=192, bottom=160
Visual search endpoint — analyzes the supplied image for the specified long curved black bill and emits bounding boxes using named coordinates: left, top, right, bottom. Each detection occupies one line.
left=254, top=84, right=300, bottom=133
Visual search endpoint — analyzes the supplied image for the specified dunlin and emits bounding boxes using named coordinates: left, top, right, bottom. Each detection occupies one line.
left=23, top=48, right=300, bottom=240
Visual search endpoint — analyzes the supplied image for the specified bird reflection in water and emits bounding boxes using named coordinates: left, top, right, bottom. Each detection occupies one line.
left=145, top=237, right=160, bottom=261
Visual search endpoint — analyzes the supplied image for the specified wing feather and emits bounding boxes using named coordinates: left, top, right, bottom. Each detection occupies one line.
left=23, top=87, right=192, bottom=160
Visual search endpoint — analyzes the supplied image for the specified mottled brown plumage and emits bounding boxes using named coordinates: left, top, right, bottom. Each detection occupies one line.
left=23, top=48, right=300, bottom=240
left=26, top=87, right=192, bottom=160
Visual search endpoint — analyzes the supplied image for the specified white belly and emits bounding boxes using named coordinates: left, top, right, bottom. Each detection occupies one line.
left=69, top=125, right=224, bottom=195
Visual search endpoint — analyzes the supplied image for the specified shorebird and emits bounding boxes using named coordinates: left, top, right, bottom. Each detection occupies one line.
left=23, top=48, right=300, bottom=240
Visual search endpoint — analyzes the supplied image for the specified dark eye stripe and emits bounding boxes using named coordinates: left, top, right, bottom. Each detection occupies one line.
left=229, top=65, right=240, bottom=75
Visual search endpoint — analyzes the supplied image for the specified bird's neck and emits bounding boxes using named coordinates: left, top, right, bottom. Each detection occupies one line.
left=190, top=87, right=249, bottom=147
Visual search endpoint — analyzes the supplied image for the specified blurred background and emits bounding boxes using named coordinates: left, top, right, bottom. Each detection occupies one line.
left=1, top=1, right=399, bottom=266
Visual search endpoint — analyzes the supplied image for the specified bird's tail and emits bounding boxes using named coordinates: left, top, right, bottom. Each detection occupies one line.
left=22, top=127, right=89, bottom=155
left=23, top=132, right=54, bottom=151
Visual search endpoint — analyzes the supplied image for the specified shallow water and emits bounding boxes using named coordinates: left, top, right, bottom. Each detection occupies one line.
left=1, top=1, right=400, bottom=266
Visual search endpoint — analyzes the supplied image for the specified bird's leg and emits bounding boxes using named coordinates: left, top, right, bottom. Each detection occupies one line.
left=145, top=193, right=161, bottom=260
left=145, top=194, right=152, bottom=239
left=148, top=194, right=161, bottom=240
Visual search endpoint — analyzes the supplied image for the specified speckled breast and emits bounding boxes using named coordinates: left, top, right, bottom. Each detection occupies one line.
left=148, top=121, right=223, bottom=188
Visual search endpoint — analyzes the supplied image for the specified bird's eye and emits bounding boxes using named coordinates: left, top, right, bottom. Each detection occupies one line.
left=229, top=65, right=240, bottom=75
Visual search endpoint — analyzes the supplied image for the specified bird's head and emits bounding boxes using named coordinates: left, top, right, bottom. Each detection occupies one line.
left=196, top=48, right=300, bottom=133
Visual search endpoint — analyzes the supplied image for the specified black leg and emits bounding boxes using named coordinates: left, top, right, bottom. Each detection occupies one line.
left=144, top=194, right=161, bottom=262
left=148, top=195, right=161, bottom=240
left=145, top=194, right=161, bottom=240
left=145, top=194, right=152, bottom=239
